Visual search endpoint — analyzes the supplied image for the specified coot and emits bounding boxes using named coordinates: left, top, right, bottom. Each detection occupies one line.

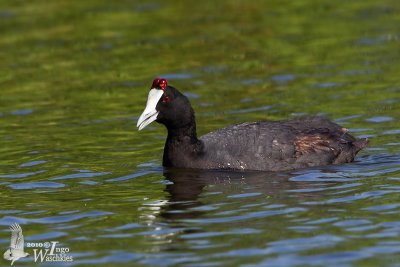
left=137, top=78, right=368, bottom=171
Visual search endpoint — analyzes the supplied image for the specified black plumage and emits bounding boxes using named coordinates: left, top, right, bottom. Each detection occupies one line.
left=138, top=79, right=368, bottom=171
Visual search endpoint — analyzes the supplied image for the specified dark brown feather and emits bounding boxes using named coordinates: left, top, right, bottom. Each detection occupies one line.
left=294, top=130, right=343, bottom=157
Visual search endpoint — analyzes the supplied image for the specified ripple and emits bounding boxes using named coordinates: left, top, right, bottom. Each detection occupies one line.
left=8, top=181, right=65, bottom=190
left=382, top=129, right=400, bottom=135
left=365, top=116, right=393, bottom=123
left=346, top=225, right=379, bottom=232
left=99, top=233, right=134, bottom=238
left=105, top=223, right=143, bottom=232
left=0, top=211, right=113, bottom=225
left=29, top=231, right=68, bottom=240
left=227, top=192, right=262, bottom=199
left=215, top=247, right=269, bottom=258
left=362, top=203, right=400, bottom=211
left=267, top=234, right=344, bottom=253
left=76, top=251, right=142, bottom=265
left=0, top=170, right=47, bottom=179
left=183, top=207, right=307, bottom=224
left=290, top=170, right=357, bottom=182
left=305, top=217, right=339, bottom=225
left=18, top=160, right=47, bottom=167
left=138, top=252, right=200, bottom=266
left=334, top=219, right=371, bottom=227
left=357, top=35, right=394, bottom=45
left=78, top=180, right=99, bottom=185
left=335, top=114, right=362, bottom=122
left=271, top=74, right=296, bottom=84
left=304, top=189, right=397, bottom=205
left=106, top=170, right=157, bottom=182
left=314, top=82, right=345, bottom=89
left=10, top=109, right=33, bottom=116
left=50, top=171, right=111, bottom=180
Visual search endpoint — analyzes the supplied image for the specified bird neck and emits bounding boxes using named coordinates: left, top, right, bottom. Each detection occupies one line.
left=163, top=117, right=204, bottom=168
left=165, top=107, right=199, bottom=141
left=167, top=120, right=198, bottom=143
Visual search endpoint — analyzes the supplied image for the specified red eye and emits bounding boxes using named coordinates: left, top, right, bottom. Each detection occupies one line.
left=163, top=95, right=171, bottom=103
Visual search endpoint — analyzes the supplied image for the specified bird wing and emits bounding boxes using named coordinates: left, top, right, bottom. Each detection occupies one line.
left=199, top=118, right=355, bottom=171
left=9, top=223, right=24, bottom=250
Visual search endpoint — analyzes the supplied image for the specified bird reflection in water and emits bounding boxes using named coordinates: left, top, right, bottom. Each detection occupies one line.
left=159, top=168, right=337, bottom=221
left=138, top=165, right=358, bottom=251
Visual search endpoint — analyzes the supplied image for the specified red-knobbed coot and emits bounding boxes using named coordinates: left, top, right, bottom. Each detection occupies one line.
left=137, top=78, right=368, bottom=171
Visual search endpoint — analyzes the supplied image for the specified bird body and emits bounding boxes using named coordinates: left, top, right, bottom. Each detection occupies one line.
left=137, top=78, right=367, bottom=171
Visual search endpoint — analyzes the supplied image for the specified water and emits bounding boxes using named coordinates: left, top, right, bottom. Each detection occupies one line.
left=0, top=0, right=399, bottom=266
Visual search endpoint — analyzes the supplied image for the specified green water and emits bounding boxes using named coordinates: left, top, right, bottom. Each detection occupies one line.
left=0, top=1, right=399, bottom=266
